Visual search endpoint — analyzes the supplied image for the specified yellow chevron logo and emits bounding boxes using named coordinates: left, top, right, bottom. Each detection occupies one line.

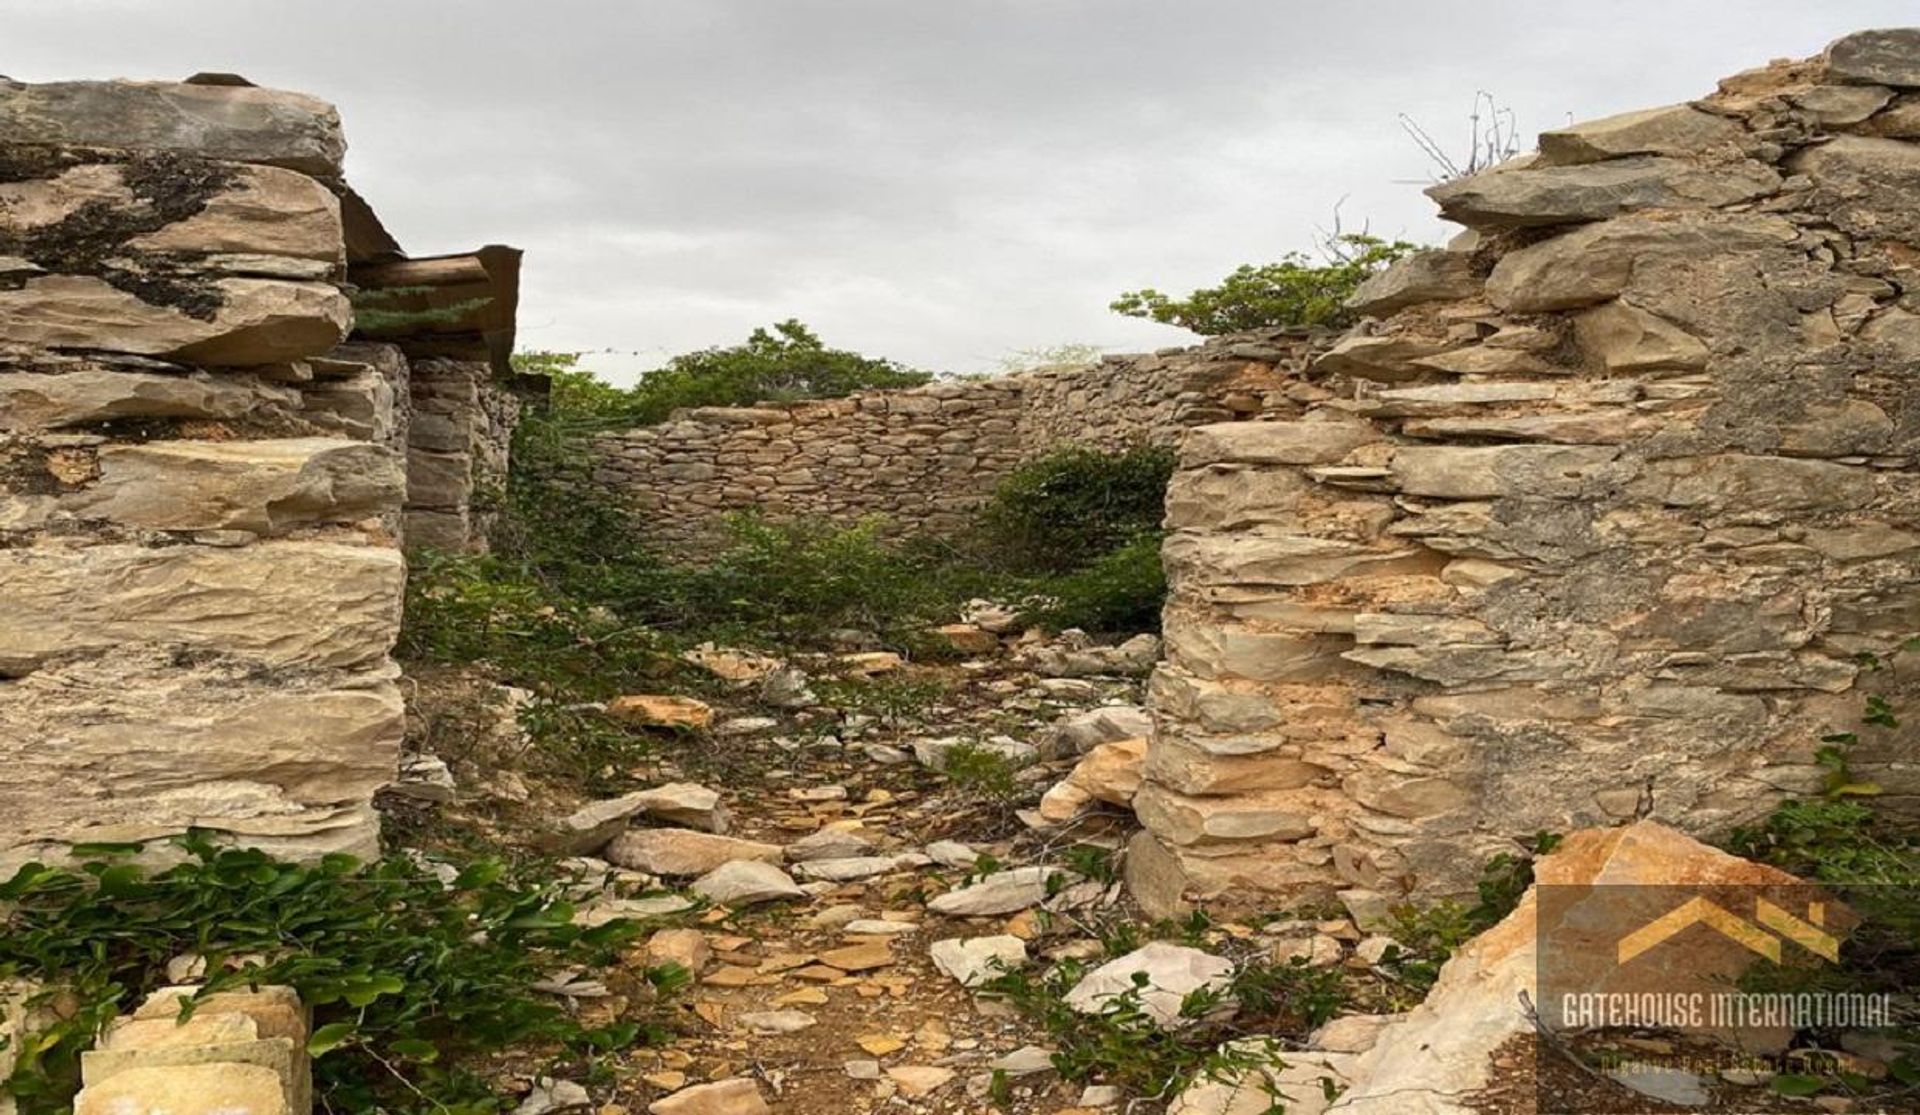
left=1618, top=897, right=1840, bottom=965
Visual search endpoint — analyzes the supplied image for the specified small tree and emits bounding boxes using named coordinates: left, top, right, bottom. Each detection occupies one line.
left=511, top=350, right=635, bottom=421
left=1110, top=233, right=1415, bottom=335
left=626, top=319, right=929, bottom=424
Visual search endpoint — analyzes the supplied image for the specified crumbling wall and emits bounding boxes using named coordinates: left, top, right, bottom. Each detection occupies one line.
left=588, top=336, right=1292, bottom=552
left=1132, top=29, right=1920, bottom=919
left=404, top=356, right=521, bottom=551
left=0, top=78, right=406, bottom=868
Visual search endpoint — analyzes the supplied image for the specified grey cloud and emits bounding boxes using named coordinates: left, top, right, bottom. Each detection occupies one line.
left=6, top=0, right=1916, bottom=379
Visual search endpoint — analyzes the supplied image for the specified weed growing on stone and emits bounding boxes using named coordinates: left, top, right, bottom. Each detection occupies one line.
left=1377, top=832, right=1561, bottom=995
left=979, top=953, right=1346, bottom=1102
left=939, top=743, right=1026, bottom=803
left=0, top=833, right=679, bottom=1115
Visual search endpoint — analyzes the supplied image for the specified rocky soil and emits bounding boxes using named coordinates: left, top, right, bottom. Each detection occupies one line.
left=388, top=624, right=1418, bottom=1115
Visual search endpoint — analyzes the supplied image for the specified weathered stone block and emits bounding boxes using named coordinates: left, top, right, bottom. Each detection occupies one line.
left=74, top=1062, right=289, bottom=1115
left=0, top=275, right=350, bottom=365
left=1427, top=156, right=1778, bottom=229
left=1390, top=444, right=1620, bottom=499
left=1574, top=300, right=1709, bottom=371
left=1164, top=532, right=1436, bottom=588
left=75, top=438, right=402, bottom=532
left=0, top=653, right=400, bottom=862
left=1825, top=28, right=1920, bottom=88
left=1485, top=213, right=1798, bottom=312
left=125, top=165, right=343, bottom=262
left=1344, top=249, right=1480, bottom=315
left=0, top=79, right=346, bottom=174
left=405, top=447, right=472, bottom=510
left=1181, top=420, right=1380, bottom=467
left=0, top=367, right=302, bottom=430
left=1536, top=104, right=1743, bottom=165
left=81, top=1038, right=300, bottom=1115
left=1633, top=454, right=1875, bottom=512
left=0, top=541, right=402, bottom=674
left=1133, top=783, right=1319, bottom=846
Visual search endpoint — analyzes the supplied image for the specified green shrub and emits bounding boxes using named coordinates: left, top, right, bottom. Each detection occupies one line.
left=514, top=350, right=637, bottom=424
left=1111, top=233, right=1416, bottom=335
left=1378, top=832, right=1560, bottom=994
left=400, top=550, right=663, bottom=699
left=1029, top=534, right=1167, bottom=634
left=656, top=515, right=994, bottom=648
left=627, top=319, right=929, bottom=423
left=939, top=743, right=1024, bottom=802
left=0, top=835, right=674, bottom=1115
left=979, top=446, right=1174, bottom=576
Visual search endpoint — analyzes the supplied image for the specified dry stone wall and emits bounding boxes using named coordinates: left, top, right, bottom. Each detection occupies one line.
left=589, top=337, right=1293, bottom=551
left=0, top=77, right=512, bottom=870
left=1130, top=29, right=1920, bottom=920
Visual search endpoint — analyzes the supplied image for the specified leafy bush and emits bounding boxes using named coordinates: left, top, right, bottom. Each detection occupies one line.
left=401, top=550, right=663, bottom=700
left=1111, top=234, right=1416, bottom=335
left=1029, top=535, right=1167, bottom=634
left=0, top=835, right=672, bottom=1115
left=514, top=350, right=639, bottom=424
left=1378, top=832, right=1560, bottom=994
left=657, top=515, right=969, bottom=646
left=939, top=743, right=1024, bottom=802
left=523, top=321, right=931, bottom=429
left=979, top=445, right=1174, bottom=576
left=635, top=319, right=928, bottom=421
left=1728, top=799, right=1920, bottom=887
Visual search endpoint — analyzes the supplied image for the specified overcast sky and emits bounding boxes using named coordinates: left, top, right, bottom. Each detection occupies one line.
left=6, top=2, right=1914, bottom=383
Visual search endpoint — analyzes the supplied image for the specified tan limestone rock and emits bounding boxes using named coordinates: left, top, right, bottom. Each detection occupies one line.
left=1485, top=212, right=1799, bottom=313
left=932, top=622, right=999, bottom=655
left=1536, top=104, right=1743, bottom=165
left=0, top=367, right=302, bottom=430
left=1038, top=738, right=1147, bottom=822
left=129, top=165, right=343, bottom=262
left=1344, top=249, right=1480, bottom=316
left=605, top=830, right=781, bottom=876
left=0, top=541, right=402, bottom=674
left=1574, top=300, right=1710, bottom=371
left=646, top=1077, right=770, bottom=1115
left=73, top=438, right=402, bottom=533
left=645, top=928, right=712, bottom=974
left=75, top=1062, right=289, bottom=1115
left=605, top=695, right=714, bottom=730
left=1427, top=156, right=1779, bottom=229
left=0, top=275, right=350, bottom=365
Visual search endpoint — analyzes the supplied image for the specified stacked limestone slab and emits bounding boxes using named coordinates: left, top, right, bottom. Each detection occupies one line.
left=1132, top=29, right=1920, bottom=918
left=73, top=985, right=312, bottom=1115
left=588, top=334, right=1295, bottom=554
left=406, top=355, right=522, bottom=550
left=0, top=78, right=407, bottom=869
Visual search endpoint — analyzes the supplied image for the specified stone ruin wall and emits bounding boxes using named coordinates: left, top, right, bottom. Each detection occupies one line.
left=0, top=77, right=516, bottom=870
left=587, top=335, right=1294, bottom=551
left=1128, top=30, right=1920, bottom=920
